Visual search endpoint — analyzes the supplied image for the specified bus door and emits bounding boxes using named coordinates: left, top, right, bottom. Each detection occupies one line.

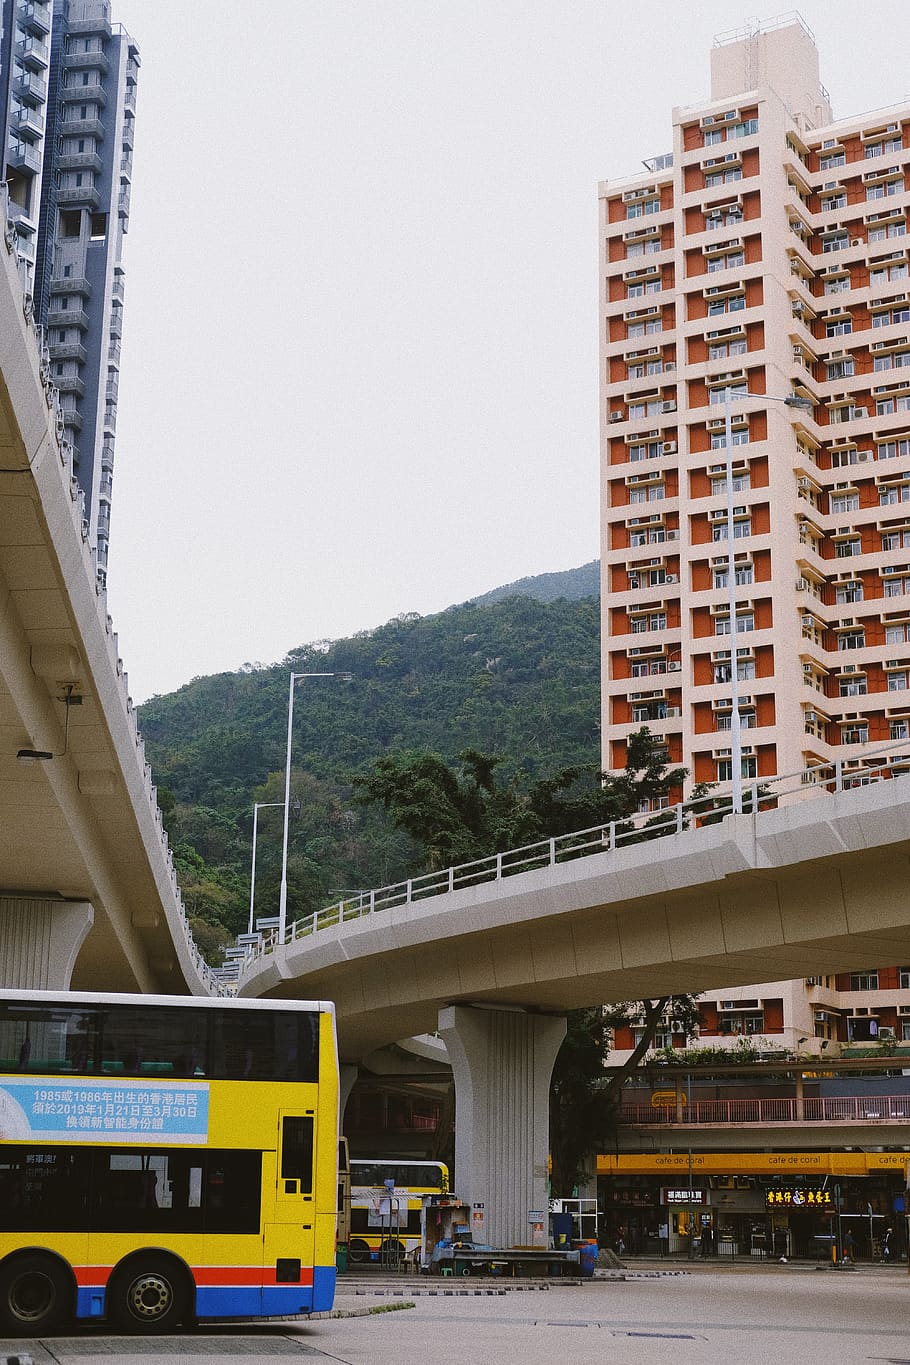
left=263, top=1111, right=316, bottom=1304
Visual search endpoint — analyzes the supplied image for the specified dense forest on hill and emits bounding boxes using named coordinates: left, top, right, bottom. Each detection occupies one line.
left=139, top=590, right=601, bottom=960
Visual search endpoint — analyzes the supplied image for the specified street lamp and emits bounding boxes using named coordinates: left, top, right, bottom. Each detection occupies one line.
left=722, top=388, right=813, bottom=814
left=278, top=670, right=353, bottom=943
left=247, top=801, right=284, bottom=935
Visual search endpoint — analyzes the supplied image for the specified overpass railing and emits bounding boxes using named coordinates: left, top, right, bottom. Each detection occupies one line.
left=236, top=739, right=910, bottom=980
left=620, top=1095, right=910, bottom=1126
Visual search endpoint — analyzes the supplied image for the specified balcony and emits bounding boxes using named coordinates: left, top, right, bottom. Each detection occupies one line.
left=6, top=139, right=43, bottom=175
left=53, top=373, right=85, bottom=398
left=15, top=36, right=49, bottom=70
left=60, top=117, right=105, bottom=141
left=46, top=307, right=88, bottom=331
left=51, top=275, right=91, bottom=298
left=620, top=1093, right=910, bottom=1127
left=66, top=13, right=112, bottom=39
left=57, top=150, right=102, bottom=174
left=56, top=185, right=101, bottom=210
left=18, top=3, right=51, bottom=37
left=63, top=49, right=110, bottom=76
left=10, top=106, right=44, bottom=139
left=12, top=71, right=46, bottom=103
left=47, top=341, right=87, bottom=365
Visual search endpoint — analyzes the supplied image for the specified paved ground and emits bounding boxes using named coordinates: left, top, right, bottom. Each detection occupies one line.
left=3, top=1263, right=910, bottom=1365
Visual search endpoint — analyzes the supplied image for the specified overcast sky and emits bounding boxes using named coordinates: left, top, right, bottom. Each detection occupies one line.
left=103, top=1, right=910, bottom=701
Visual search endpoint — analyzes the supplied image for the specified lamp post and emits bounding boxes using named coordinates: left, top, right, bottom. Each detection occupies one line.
left=248, top=801, right=284, bottom=935
left=278, top=670, right=352, bottom=943
left=723, top=388, right=813, bottom=814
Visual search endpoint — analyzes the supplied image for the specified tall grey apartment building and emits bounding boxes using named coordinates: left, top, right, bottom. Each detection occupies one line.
left=1, top=0, right=138, bottom=585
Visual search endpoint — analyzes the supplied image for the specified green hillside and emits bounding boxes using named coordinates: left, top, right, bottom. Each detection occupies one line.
left=139, top=591, right=601, bottom=959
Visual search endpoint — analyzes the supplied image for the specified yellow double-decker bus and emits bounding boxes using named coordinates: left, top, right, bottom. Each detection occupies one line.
left=348, top=1158, right=449, bottom=1265
left=0, top=989, right=339, bottom=1333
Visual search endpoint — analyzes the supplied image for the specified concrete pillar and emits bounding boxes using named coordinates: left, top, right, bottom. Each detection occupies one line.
left=0, top=897, right=93, bottom=989
left=339, top=1063, right=358, bottom=1130
left=438, top=1004, right=566, bottom=1249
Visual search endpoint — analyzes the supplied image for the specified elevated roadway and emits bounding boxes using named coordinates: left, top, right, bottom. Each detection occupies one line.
left=0, top=191, right=211, bottom=996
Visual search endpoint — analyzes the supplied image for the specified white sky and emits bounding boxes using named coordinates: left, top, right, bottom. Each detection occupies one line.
left=103, top=1, right=910, bottom=701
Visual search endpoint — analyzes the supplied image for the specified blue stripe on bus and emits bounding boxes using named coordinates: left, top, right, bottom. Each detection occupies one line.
left=76, top=1266, right=337, bottom=1321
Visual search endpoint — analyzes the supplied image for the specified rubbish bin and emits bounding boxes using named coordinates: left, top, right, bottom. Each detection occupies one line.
left=336, top=1243, right=348, bottom=1273
left=551, top=1212, right=574, bottom=1247
left=577, top=1240, right=597, bottom=1277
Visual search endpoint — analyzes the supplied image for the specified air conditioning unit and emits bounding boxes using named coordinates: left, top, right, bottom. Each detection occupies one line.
left=879, top=1027, right=896, bottom=1040
left=664, top=362, right=676, bottom=373
left=666, top=707, right=682, bottom=718
left=667, top=661, right=682, bottom=671
left=661, top=400, right=677, bottom=413
left=628, top=576, right=640, bottom=588
left=666, top=529, right=679, bottom=540
left=610, top=411, right=625, bottom=422
left=851, top=238, right=863, bottom=247
left=803, top=662, right=814, bottom=675
left=793, top=300, right=804, bottom=315
left=662, top=440, right=677, bottom=453
left=849, top=408, right=868, bottom=419
left=665, top=574, right=679, bottom=583
left=795, top=577, right=810, bottom=590
left=798, top=477, right=812, bottom=490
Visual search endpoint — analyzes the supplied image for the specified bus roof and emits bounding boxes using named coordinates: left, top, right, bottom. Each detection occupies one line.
left=0, top=989, right=335, bottom=1017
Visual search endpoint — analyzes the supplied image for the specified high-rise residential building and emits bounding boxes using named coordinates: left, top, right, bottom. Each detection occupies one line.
left=600, top=14, right=910, bottom=795
left=600, top=18, right=910, bottom=1086
left=1, top=0, right=138, bottom=586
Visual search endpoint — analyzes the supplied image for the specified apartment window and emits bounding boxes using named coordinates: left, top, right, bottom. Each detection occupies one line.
left=825, top=320, right=853, bottom=337
left=878, top=437, right=910, bottom=459
left=716, top=756, right=758, bottom=782
left=875, top=351, right=910, bottom=373
left=891, top=721, right=910, bottom=741
left=866, top=178, right=903, bottom=201
left=834, top=538, right=862, bottom=558
left=830, top=492, right=859, bottom=513
left=709, top=428, right=749, bottom=448
left=886, top=623, right=910, bottom=644
left=869, top=223, right=907, bottom=244
left=716, top=707, right=756, bottom=730
left=713, top=563, right=753, bottom=588
left=837, top=628, right=865, bottom=650
left=880, top=484, right=910, bottom=505
left=704, top=129, right=723, bottom=146
left=729, top=119, right=758, bottom=138
left=881, top=530, right=910, bottom=549
left=626, top=199, right=660, bottom=219
left=712, top=518, right=752, bottom=541
left=706, top=293, right=745, bottom=317
left=876, top=395, right=910, bottom=416
left=708, top=338, right=747, bottom=360
left=819, top=152, right=846, bottom=170
left=628, top=440, right=662, bottom=462
left=824, top=276, right=851, bottom=295
left=630, top=611, right=667, bottom=633
left=705, top=169, right=742, bottom=187
left=714, top=612, right=754, bottom=635
left=870, top=262, right=909, bottom=285
left=888, top=670, right=909, bottom=690
left=835, top=581, right=863, bottom=604
left=708, top=382, right=747, bottom=405
left=706, top=250, right=745, bottom=273
left=59, top=209, right=80, bottom=238
left=710, top=472, right=750, bottom=494
left=827, top=359, right=855, bottom=380
left=822, top=232, right=849, bottom=253
left=821, top=194, right=847, bottom=212
left=865, top=138, right=902, bottom=158
left=885, top=576, right=910, bottom=597
left=838, top=675, right=867, bottom=696
left=849, top=972, right=879, bottom=991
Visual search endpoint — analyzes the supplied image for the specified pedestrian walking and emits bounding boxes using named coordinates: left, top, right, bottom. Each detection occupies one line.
left=882, top=1227, right=893, bottom=1261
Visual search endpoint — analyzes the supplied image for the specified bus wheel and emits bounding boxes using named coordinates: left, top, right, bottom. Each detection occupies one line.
left=379, top=1240, right=404, bottom=1267
left=348, top=1239, right=371, bottom=1265
left=0, top=1252, right=72, bottom=1333
left=109, top=1255, right=189, bottom=1333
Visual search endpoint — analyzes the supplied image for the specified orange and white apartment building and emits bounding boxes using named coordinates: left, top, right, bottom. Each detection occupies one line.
left=600, top=14, right=910, bottom=1062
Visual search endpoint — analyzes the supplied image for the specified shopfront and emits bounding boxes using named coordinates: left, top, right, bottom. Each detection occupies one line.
left=596, top=1151, right=909, bottom=1259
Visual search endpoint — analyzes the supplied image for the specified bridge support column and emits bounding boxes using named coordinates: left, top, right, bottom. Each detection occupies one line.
left=339, top=1064, right=358, bottom=1127
left=0, top=896, right=93, bottom=989
left=438, top=1005, right=566, bottom=1249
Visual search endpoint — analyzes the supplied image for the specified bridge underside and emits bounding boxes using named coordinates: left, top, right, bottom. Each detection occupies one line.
left=241, top=780, right=910, bottom=1062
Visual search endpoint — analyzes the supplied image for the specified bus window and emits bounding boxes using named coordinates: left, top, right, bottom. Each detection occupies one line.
left=280, top=1116, right=314, bottom=1195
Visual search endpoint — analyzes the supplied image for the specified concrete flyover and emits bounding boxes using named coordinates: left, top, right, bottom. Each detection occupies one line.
left=239, top=764, right=910, bottom=1246
left=0, top=190, right=211, bottom=996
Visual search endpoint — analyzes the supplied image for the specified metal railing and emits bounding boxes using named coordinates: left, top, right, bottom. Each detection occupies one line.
left=238, top=738, right=910, bottom=977
left=621, top=1095, right=910, bottom=1126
